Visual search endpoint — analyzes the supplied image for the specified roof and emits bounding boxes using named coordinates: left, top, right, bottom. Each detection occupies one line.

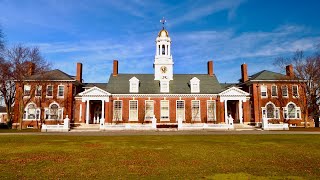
left=249, top=70, right=287, bottom=81
left=83, top=83, right=108, bottom=90
left=25, top=69, right=75, bottom=81
left=0, top=106, right=6, bottom=113
left=220, top=83, right=238, bottom=90
left=106, top=74, right=222, bottom=94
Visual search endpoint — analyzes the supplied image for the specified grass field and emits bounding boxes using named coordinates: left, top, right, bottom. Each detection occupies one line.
left=0, top=134, right=319, bottom=179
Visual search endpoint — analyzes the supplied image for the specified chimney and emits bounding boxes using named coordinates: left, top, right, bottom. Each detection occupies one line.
left=286, top=64, right=294, bottom=78
left=113, top=60, right=118, bottom=76
left=241, top=63, right=248, bottom=82
left=207, top=61, right=214, bottom=76
left=28, top=62, right=35, bottom=76
left=76, top=62, right=83, bottom=82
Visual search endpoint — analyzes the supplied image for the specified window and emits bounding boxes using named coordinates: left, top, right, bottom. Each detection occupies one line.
left=160, top=81, right=169, bottom=93
left=46, top=85, right=53, bottom=97
left=23, top=103, right=40, bottom=120
left=113, top=100, right=122, bottom=121
left=145, top=100, right=154, bottom=120
left=176, top=100, right=185, bottom=121
left=292, top=85, right=299, bottom=97
left=282, top=86, right=288, bottom=97
left=190, top=77, right=200, bottom=93
left=162, top=45, right=165, bottom=55
left=24, top=85, right=31, bottom=96
left=160, top=100, right=169, bottom=121
left=45, top=103, right=63, bottom=120
left=129, top=100, right=138, bottom=121
left=283, top=102, right=301, bottom=119
left=261, top=85, right=267, bottom=98
left=271, top=85, right=277, bottom=97
left=207, top=100, right=216, bottom=121
left=191, top=100, right=200, bottom=121
left=129, top=77, right=139, bottom=93
left=262, top=102, right=280, bottom=119
left=57, top=85, right=64, bottom=97
left=35, top=86, right=42, bottom=97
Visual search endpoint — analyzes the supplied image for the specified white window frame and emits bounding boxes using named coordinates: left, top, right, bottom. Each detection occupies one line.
left=129, top=77, right=139, bottom=93
left=160, top=81, right=169, bottom=93
left=283, top=102, right=301, bottom=119
left=261, top=85, right=267, bottom=98
left=35, top=86, right=42, bottom=97
left=282, top=85, right=288, bottom=98
left=145, top=100, right=154, bottom=121
left=113, top=100, right=123, bottom=121
left=23, top=102, right=41, bottom=121
left=46, top=85, right=53, bottom=98
left=207, top=100, right=216, bottom=121
left=292, top=85, right=299, bottom=98
left=160, top=100, right=169, bottom=121
left=176, top=100, right=185, bottom=121
left=271, top=85, right=277, bottom=97
left=57, top=85, right=64, bottom=98
left=191, top=100, right=201, bottom=121
left=190, top=77, right=200, bottom=93
left=261, top=102, right=280, bottom=119
left=129, top=100, right=138, bottom=121
left=24, top=85, right=31, bottom=97
left=44, top=102, right=63, bottom=120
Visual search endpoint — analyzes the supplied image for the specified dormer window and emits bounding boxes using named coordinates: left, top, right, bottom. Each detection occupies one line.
left=160, top=80, right=169, bottom=93
left=129, top=77, right=139, bottom=93
left=190, top=77, right=200, bottom=93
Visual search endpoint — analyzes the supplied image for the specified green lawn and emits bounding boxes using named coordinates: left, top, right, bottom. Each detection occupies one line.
left=0, top=135, right=319, bottom=179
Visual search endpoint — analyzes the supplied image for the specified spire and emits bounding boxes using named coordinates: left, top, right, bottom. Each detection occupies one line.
left=160, top=17, right=166, bottom=30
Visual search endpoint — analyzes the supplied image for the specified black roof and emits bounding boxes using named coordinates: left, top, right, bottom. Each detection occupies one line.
left=249, top=70, right=287, bottom=81
left=25, top=69, right=75, bottom=81
left=106, top=74, right=222, bottom=94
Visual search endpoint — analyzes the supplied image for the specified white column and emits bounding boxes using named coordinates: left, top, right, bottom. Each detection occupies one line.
left=79, top=104, right=82, bottom=122
left=101, top=100, right=105, bottom=123
left=239, top=100, right=243, bottom=124
left=168, top=44, right=171, bottom=56
left=224, top=100, right=228, bottom=124
left=86, top=100, right=90, bottom=124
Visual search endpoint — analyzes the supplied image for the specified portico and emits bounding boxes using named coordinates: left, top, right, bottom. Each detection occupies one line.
left=78, top=86, right=111, bottom=125
left=219, top=87, right=250, bottom=124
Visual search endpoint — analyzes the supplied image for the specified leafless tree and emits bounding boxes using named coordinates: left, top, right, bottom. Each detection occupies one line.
left=0, top=44, right=50, bottom=129
left=274, top=47, right=320, bottom=127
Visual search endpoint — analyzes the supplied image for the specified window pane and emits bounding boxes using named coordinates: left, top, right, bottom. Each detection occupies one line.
left=266, top=104, right=275, bottom=118
left=192, top=100, right=200, bottom=120
left=176, top=100, right=185, bottom=120
left=129, top=101, right=138, bottom=120
left=271, top=86, right=277, bottom=96
left=58, top=86, right=64, bottom=97
left=293, top=86, right=298, bottom=97
left=261, top=86, right=267, bottom=97
left=36, top=86, right=42, bottom=96
left=288, top=104, right=296, bottom=118
left=113, top=101, right=122, bottom=120
left=161, top=101, right=169, bottom=120
left=145, top=101, right=154, bottom=120
left=207, top=101, right=216, bottom=121
left=282, top=86, right=288, bottom=97
left=24, top=85, right=31, bottom=96
left=47, top=86, right=53, bottom=96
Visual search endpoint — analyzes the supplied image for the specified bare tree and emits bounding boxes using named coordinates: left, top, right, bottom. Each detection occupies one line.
left=274, top=48, right=320, bottom=127
left=0, top=44, right=50, bottom=129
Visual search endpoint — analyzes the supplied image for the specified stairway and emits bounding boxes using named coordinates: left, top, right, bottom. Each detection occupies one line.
left=234, top=124, right=259, bottom=131
left=70, top=124, right=100, bottom=132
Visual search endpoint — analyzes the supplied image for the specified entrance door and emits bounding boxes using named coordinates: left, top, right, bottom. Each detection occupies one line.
left=227, top=100, right=239, bottom=123
left=93, top=105, right=102, bottom=124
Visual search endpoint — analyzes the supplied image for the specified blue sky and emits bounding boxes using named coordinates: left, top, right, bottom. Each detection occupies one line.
left=1, top=0, right=319, bottom=83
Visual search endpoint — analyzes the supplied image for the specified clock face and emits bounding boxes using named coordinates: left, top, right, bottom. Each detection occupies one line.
left=160, top=66, right=167, bottom=73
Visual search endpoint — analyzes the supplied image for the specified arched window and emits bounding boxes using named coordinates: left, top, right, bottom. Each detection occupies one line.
left=262, top=102, right=279, bottom=119
left=23, top=103, right=40, bottom=120
left=45, top=103, right=63, bottom=120
left=162, top=45, right=165, bottom=55
left=284, top=103, right=300, bottom=119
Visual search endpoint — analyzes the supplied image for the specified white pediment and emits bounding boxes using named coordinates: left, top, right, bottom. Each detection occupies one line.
left=129, top=76, right=139, bottom=82
left=219, top=87, right=250, bottom=96
left=79, top=86, right=111, bottom=97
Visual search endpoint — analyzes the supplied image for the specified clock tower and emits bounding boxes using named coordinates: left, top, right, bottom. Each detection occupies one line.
left=154, top=18, right=174, bottom=80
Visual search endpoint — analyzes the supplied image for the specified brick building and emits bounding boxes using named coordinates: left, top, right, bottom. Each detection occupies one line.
left=13, top=27, right=310, bottom=129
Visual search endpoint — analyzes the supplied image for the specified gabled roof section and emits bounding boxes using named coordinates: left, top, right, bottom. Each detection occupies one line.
left=129, top=76, right=139, bottom=82
left=190, top=77, right=200, bottom=82
left=79, top=86, right=111, bottom=97
left=107, top=73, right=222, bottom=94
left=249, top=70, right=287, bottom=81
left=25, top=69, right=75, bottom=81
left=83, top=83, right=108, bottom=90
left=219, top=87, right=250, bottom=96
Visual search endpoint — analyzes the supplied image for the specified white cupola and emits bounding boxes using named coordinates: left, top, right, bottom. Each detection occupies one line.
left=154, top=18, right=174, bottom=81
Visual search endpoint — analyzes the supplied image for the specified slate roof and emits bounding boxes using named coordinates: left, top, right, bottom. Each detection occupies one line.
left=25, top=69, right=75, bottom=81
left=249, top=70, right=287, bottom=81
left=83, top=83, right=108, bottom=90
left=106, top=74, right=222, bottom=94
left=220, top=83, right=238, bottom=90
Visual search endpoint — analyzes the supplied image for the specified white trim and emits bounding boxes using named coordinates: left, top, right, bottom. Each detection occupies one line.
left=292, top=85, right=299, bottom=98
left=176, top=100, right=185, bottom=121
left=129, top=77, right=139, bottom=93
left=46, top=85, right=53, bottom=98
left=44, top=102, right=64, bottom=120
left=191, top=100, right=201, bottom=121
left=23, top=102, right=41, bottom=121
left=113, top=100, right=123, bottom=121
left=112, top=94, right=218, bottom=98
left=144, top=100, right=154, bottom=120
left=160, top=100, right=169, bottom=121
left=261, top=85, right=267, bottom=98
left=190, top=77, right=200, bottom=93
left=129, top=100, right=138, bottom=121
left=261, top=102, right=280, bottom=119
left=57, top=85, right=64, bottom=98
left=271, top=85, right=278, bottom=97
left=207, top=100, right=216, bottom=121
left=283, top=102, right=301, bottom=119
left=281, top=85, right=288, bottom=98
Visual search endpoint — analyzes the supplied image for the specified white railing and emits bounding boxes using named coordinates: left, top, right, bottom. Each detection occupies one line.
left=41, top=116, right=70, bottom=132
left=262, top=116, right=289, bottom=130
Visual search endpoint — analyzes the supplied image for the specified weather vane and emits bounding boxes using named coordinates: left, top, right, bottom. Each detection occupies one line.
left=160, top=17, right=166, bottom=29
